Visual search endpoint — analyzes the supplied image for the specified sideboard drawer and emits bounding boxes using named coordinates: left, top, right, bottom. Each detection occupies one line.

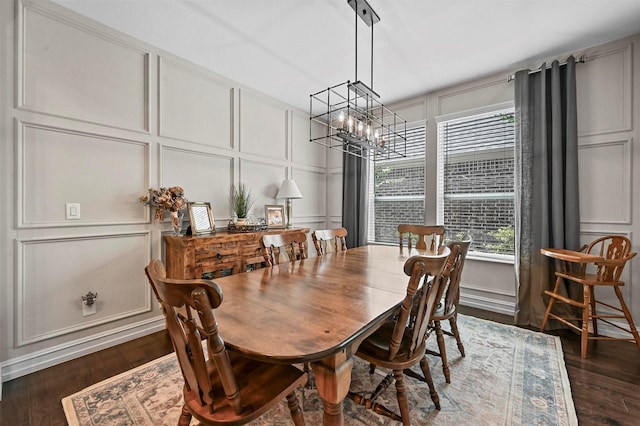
left=163, top=228, right=310, bottom=279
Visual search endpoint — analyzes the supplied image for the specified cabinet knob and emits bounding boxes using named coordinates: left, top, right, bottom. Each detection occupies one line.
left=216, top=253, right=223, bottom=259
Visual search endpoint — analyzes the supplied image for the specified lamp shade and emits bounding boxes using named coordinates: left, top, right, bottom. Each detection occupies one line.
left=276, top=179, right=303, bottom=199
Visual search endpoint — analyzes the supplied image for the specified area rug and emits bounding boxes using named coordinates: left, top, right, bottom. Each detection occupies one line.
left=62, top=315, right=578, bottom=425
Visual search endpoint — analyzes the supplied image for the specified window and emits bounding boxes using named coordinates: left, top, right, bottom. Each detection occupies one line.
left=368, top=123, right=426, bottom=244
left=436, top=106, right=515, bottom=258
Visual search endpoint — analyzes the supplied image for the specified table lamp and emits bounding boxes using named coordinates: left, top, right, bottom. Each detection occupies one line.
left=276, top=179, right=303, bottom=228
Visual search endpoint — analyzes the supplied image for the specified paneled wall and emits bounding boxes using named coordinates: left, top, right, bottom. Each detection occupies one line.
left=415, top=35, right=640, bottom=327
left=0, top=0, right=329, bottom=387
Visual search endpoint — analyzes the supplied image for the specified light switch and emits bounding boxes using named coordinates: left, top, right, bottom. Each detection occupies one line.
left=66, top=203, right=81, bottom=220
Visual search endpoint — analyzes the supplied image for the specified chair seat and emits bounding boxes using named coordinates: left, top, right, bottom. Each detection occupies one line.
left=555, top=271, right=626, bottom=286
left=355, top=322, right=426, bottom=370
left=431, top=302, right=455, bottom=320
left=186, top=351, right=307, bottom=425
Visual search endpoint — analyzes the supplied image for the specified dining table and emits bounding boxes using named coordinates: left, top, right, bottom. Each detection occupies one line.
left=211, top=244, right=433, bottom=426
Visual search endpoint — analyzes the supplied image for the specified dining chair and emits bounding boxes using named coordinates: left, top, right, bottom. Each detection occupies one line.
left=347, top=248, right=455, bottom=425
left=540, top=235, right=640, bottom=358
left=424, top=240, right=470, bottom=383
left=144, top=259, right=307, bottom=426
left=312, top=227, right=348, bottom=255
left=398, top=224, right=446, bottom=253
left=261, top=231, right=308, bottom=266
left=261, top=230, right=314, bottom=386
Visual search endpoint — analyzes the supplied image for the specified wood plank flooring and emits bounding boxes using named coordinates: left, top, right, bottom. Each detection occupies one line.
left=1, top=306, right=638, bottom=425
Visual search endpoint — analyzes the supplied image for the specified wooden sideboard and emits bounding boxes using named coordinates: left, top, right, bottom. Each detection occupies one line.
left=163, top=228, right=310, bottom=279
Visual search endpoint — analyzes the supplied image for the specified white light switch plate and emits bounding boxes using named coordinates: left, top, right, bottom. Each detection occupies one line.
left=66, top=203, right=81, bottom=220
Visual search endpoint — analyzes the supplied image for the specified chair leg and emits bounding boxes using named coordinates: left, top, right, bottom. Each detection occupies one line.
left=286, top=391, right=306, bottom=426
left=588, top=285, right=598, bottom=336
left=434, top=320, right=450, bottom=383
left=581, top=285, right=590, bottom=359
left=303, top=362, right=315, bottom=388
left=419, top=355, right=441, bottom=410
left=177, top=404, right=192, bottom=426
left=449, top=315, right=465, bottom=357
left=613, top=287, right=640, bottom=351
left=541, top=277, right=563, bottom=331
left=393, top=370, right=411, bottom=426
left=347, top=390, right=402, bottom=422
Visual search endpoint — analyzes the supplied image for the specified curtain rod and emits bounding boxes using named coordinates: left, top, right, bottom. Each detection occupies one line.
left=507, top=55, right=586, bottom=82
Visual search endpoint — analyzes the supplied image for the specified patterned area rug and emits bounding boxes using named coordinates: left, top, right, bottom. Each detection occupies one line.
left=62, top=315, right=577, bottom=425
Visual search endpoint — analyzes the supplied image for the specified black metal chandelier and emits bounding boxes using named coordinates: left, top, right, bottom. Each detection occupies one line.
left=309, top=0, right=407, bottom=161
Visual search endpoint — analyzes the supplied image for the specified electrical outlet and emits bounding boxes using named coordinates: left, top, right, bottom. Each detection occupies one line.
left=82, top=301, right=96, bottom=316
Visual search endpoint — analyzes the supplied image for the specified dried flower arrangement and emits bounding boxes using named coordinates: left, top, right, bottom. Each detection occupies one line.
left=139, top=186, right=187, bottom=231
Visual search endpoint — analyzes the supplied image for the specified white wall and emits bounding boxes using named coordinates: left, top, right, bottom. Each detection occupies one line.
left=0, top=0, right=329, bottom=388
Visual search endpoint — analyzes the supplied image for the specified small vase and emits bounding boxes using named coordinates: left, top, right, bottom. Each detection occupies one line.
left=170, top=210, right=185, bottom=235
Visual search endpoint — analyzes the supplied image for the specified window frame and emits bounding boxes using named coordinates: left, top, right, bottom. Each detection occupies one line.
left=368, top=120, right=426, bottom=244
left=436, top=102, right=515, bottom=263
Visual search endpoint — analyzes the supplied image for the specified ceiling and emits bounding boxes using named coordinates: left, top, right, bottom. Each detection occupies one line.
left=52, top=0, right=640, bottom=112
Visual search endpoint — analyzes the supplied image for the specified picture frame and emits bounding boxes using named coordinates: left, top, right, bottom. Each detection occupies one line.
left=187, top=201, right=216, bottom=235
left=264, top=204, right=285, bottom=229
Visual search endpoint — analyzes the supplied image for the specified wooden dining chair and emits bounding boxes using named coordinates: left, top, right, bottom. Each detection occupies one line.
left=261, top=230, right=314, bottom=386
left=144, top=259, right=307, bottom=426
left=398, top=224, right=446, bottom=253
left=261, top=231, right=308, bottom=265
left=540, top=235, right=640, bottom=358
left=348, top=248, right=454, bottom=425
left=424, top=240, right=470, bottom=383
left=312, top=227, right=348, bottom=255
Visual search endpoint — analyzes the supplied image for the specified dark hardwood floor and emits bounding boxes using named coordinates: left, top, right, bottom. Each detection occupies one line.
left=1, top=307, right=638, bottom=425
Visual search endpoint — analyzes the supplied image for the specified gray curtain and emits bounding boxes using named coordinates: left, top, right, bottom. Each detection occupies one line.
left=513, top=56, right=580, bottom=327
left=342, top=147, right=369, bottom=248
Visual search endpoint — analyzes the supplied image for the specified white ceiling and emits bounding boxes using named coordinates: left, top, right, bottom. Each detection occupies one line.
left=52, top=0, right=640, bottom=112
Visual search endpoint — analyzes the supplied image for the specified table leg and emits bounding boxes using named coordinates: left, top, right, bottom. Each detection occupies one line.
left=311, top=351, right=353, bottom=426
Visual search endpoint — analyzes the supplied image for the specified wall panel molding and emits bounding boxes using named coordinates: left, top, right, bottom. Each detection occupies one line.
left=1, top=317, right=164, bottom=383
left=292, top=168, right=326, bottom=218
left=15, top=232, right=152, bottom=346
left=577, top=43, right=632, bottom=136
left=291, top=109, right=326, bottom=168
left=238, top=89, right=288, bottom=160
left=16, top=120, right=149, bottom=228
left=158, top=57, right=233, bottom=148
left=578, top=138, right=632, bottom=224
left=160, top=145, right=234, bottom=223
left=17, top=1, right=150, bottom=133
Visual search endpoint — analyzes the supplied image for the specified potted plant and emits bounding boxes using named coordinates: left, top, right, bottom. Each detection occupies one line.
left=231, top=183, right=254, bottom=224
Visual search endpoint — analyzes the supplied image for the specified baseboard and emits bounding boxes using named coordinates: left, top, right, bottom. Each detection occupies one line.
left=460, top=293, right=516, bottom=317
left=0, top=316, right=165, bottom=386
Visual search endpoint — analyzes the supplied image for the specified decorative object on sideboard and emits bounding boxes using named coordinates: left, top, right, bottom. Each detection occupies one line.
left=275, top=179, right=302, bottom=228
left=264, top=204, right=285, bottom=229
left=231, top=183, right=254, bottom=225
left=309, top=0, right=407, bottom=161
left=139, top=186, right=187, bottom=234
left=187, top=201, right=216, bottom=235
left=227, top=218, right=268, bottom=233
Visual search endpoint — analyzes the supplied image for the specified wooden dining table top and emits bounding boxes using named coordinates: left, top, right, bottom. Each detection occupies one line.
left=210, top=243, right=437, bottom=425
left=212, top=244, right=421, bottom=363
